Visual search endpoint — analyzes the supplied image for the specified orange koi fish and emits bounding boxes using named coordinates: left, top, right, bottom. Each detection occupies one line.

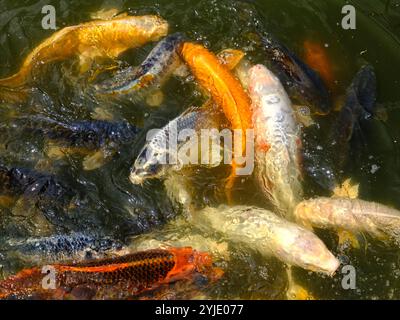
left=0, top=15, right=169, bottom=88
left=0, top=247, right=213, bottom=300
left=179, top=43, right=253, bottom=202
left=303, top=40, right=334, bottom=89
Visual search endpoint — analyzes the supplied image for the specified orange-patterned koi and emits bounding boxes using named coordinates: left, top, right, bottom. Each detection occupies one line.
left=0, top=247, right=214, bottom=300
left=179, top=43, right=253, bottom=202
left=303, top=40, right=334, bottom=89
left=0, top=15, right=169, bottom=88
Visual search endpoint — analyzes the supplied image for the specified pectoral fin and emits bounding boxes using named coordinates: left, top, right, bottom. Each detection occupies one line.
left=333, top=178, right=359, bottom=199
left=337, top=229, right=360, bottom=250
left=83, top=149, right=113, bottom=171
left=217, top=49, right=245, bottom=70
left=286, top=267, right=315, bottom=300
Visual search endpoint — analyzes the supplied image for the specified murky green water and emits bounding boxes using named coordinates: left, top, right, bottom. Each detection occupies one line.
left=0, top=0, right=400, bottom=299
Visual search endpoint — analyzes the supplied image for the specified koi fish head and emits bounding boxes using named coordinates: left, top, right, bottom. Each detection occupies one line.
left=134, top=15, right=169, bottom=42
left=274, top=224, right=340, bottom=276
left=164, top=247, right=215, bottom=283
left=129, top=144, right=168, bottom=185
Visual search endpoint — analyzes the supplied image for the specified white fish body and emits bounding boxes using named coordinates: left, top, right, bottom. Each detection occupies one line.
left=248, top=64, right=303, bottom=216
left=193, top=205, right=339, bottom=275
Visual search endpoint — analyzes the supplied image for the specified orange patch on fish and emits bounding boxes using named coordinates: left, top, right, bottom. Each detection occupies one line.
left=303, top=40, right=334, bottom=89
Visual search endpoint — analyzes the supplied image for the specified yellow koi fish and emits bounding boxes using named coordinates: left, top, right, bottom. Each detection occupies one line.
left=0, top=15, right=169, bottom=88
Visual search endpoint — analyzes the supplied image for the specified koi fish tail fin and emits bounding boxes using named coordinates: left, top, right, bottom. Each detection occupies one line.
left=0, top=71, right=26, bottom=89
left=225, top=164, right=237, bottom=205
left=0, top=267, right=43, bottom=299
left=0, top=85, right=29, bottom=103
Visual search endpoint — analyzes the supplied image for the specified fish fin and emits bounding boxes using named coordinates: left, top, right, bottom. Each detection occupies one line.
left=0, top=195, right=16, bottom=208
left=90, top=8, right=125, bottom=20
left=78, top=54, right=94, bottom=74
left=0, top=86, right=28, bottom=103
left=332, top=178, right=359, bottom=199
left=45, top=142, right=67, bottom=160
left=172, top=64, right=190, bottom=77
left=293, top=105, right=316, bottom=127
left=225, top=163, right=238, bottom=205
left=91, top=107, right=115, bottom=121
left=352, top=65, right=377, bottom=115
left=82, top=149, right=110, bottom=171
left=286, top=267, right=315, bottom=300
left=146, top=89, right=164, bottom=107
left=88, top=63, right=121, bottom=83
left=337, top=229, right=360, bottom=250
left=217, top=49, right=245, bottom=70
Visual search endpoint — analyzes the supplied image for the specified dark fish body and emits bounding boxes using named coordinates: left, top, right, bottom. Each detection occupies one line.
left=95, top=33, right=185, bottom=96
left=261, top=35, right=332, bottom=114
left=302, top=65, right=377, bottom=192
left=331, top=65, right=377, bottom=171
left=17, top=117, right=139, bottom=150
left=0, top=166, right=72, bottom=200
left=6, top=233, right=124, bottom=264
left=0, top=165, right=76, bottom=226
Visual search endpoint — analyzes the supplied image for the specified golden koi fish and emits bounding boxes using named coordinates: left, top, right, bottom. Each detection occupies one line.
left=0, top=15, right=169, bottom=88
left=179, top=43, right=253, bottom=202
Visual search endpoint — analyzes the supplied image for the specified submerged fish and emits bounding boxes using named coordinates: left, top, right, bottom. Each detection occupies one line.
left=5, top=233, right=124, bottom=265
left=0, top=15, right=169, bottom=88
left=0, top=247, right=213, bottom=300
left=331, top=64, right=377, bottom=166
left=294, top=197, right=400, bottom=246
left=303, top=65, right=377, bottom=192
left=193, top=206, right=339, bottom=275
left=261, top=35, right=332, bottom=114
left=179, top=42, right=253, bottom=202
left=248, top=64, right=303, bottom=216
left=94, top=33, right=185, bottom=97
left=19, top=116, right=140, bottom=150
left=0, top=165, right=76, bottom=226
left=303, top=40, right=334, bottom=90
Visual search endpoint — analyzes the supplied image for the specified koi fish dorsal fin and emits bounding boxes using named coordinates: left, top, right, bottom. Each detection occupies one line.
left=217, top=49, right=245, bottom=71
left=332, top=178, right=359, bottom=199
left=90, top=8, right=127, bottom=20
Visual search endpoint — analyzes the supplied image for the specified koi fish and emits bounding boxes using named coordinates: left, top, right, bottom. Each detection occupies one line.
left=94, top=33, right=185, bottom=98
left=248, top=64, right=303, bottom=216
left=129, top=105, right=219, bottom=184
left=260, top=35, right=332, bottom=114
left=17, top=116, right=140, bottom=150
left=0, top=15, right=169, bottom=88
left=5, top=233, right=124, bottom=265
left=294, top=197, right=400, bottom=246
left=193, top=205, right=339, bottom=275
left=0, top=247, right=213, bottom=300
left=179, top=42, right=253, bottom=203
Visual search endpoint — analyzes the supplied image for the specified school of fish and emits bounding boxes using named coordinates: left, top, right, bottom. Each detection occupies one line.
left=0, top=7, right=399, bottom=301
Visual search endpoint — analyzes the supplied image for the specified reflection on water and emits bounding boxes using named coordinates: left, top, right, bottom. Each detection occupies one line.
left=0, top=0, right=400, bottom=299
